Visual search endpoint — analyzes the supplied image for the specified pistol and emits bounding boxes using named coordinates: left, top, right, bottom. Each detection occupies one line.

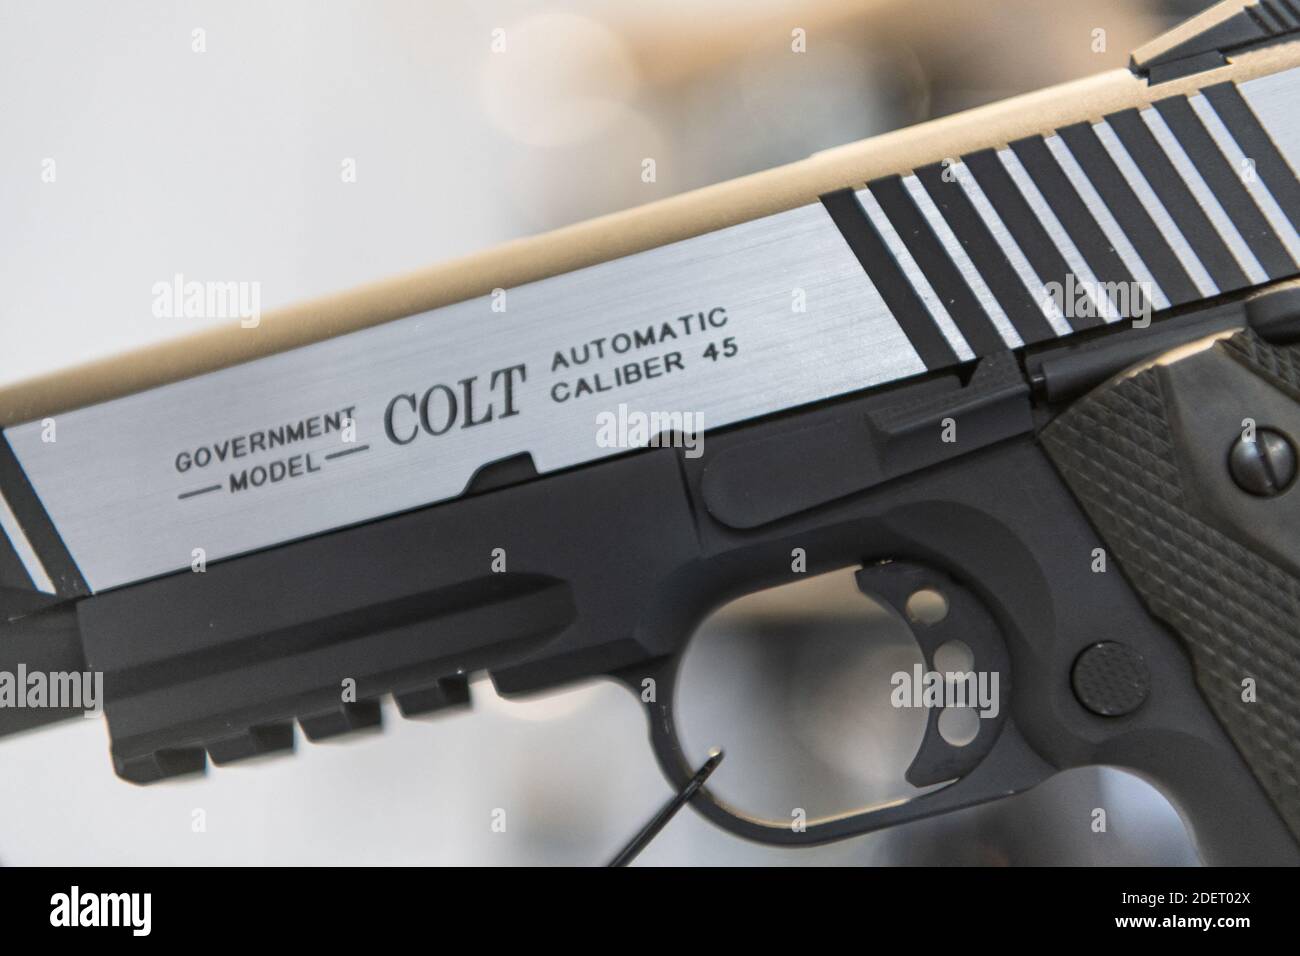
left=3, top=0, right=1299, bottom=865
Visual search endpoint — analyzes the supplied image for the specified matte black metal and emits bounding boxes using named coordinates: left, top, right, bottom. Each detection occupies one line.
left=820, top=188, right=959, bottom=370
left=1144, top=51, right=1233, bottom=85
left=1042, top=328, right=1300, bottom=842
left=867, top=174, right=1007, bottom=355
left=299, top=700, right=383, bottom=741
left=914, top=161, right=1057, bottom=344
left=0, top=594, right=88, bottom=736
left=1027, top=305, right=1245, bottom=404
left=1247, top=281, right=1300, bottom=342
left=855, top=562, right=1009, bottom=787
left=1055, top=121, right=1201, bottom=306
left=1201, top=81, right=1300, bottom=236
left=1009, top=135, right=1146, bottom=320
left=394, top=675, right=471, bottom=717
left=1153, top=95, right=1294, bottom=279
left=1132, top=0, right=1300, bottom=82
left=700, top=351, right=1030, bottom=529
left=961, top=148, right=1104, bottom=330
left=1105, top=107, right=1251, bottom=292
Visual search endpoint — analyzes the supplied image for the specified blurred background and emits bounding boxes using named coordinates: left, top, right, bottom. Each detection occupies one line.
left=0, top=0, right=1214, bottom=864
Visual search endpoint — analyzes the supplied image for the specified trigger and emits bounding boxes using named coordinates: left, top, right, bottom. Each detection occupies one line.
left=854, top=562, right=1011, bottom=788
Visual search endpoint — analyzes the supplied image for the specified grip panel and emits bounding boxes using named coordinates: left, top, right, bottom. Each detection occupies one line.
left=1041, top=328, right=1300, bottom=842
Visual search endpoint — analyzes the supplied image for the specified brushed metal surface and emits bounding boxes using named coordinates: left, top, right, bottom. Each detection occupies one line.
left=950, top=160, right=1074, bottom=337
left=998, top=147, right=1116, bottom=322
left=902, top=173, right=1024, bottom=349
left=5, top=202, right=923, bottom=592
left=1093, top=118, right=1220, bottom=299
left=1142, top=105, right=1269, bottom=287
left=1190, top=92, right=1300, bottom=267
left=1241, top=67, right=1300, bottom=252
left=1244, top=68, right=1300, bottom=157
left=855, top=186, right=975, bottom=361
left=1045, top=133, right=1172, bottom=312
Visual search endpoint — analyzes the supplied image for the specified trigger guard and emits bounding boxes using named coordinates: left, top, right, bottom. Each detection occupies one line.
left=615, top=565, right=1036, bottom=847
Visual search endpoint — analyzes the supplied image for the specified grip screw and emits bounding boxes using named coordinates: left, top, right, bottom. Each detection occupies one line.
left=1228, top=429, right=1296, bottom=497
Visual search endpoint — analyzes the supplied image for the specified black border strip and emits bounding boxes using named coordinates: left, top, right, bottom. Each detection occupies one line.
left=1105, top=107, right=1250, bottom=292
left=867, top=175, right=1005, bottom=355
left=962, top=148, right=1103, bottom=331
left=820, top=188, right=959, bottom=370
left=0, top=431, right=89, bottom=596
left=1009, top=136, right=1148, bottom=321
left=1201, top=81, right=1300, bottom=236
left=1153, top=95, right=1293, bottom=279
left=1057, top=121, right=1201, bottom=307
left=914, top=162, right=1056, bottom=344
